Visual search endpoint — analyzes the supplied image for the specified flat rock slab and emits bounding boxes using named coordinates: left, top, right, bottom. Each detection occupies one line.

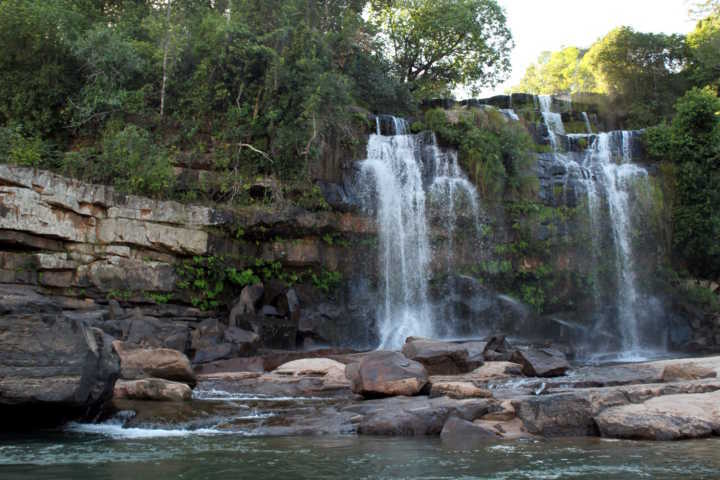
left=595, top=390, right=720, bottom=440
left=114, top=378, right=192, bottom=402
left=345, top=396, right=499, bottom=436
left=513, top=379, right=720, bottom=437
left=430, top=381, right=493, bottom=399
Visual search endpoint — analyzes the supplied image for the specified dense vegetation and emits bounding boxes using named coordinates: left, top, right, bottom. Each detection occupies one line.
left=512, top=4, right=720, bottom=282
left=512, top=7, right=719, bottom=127
left=0, top=0, right=512, bottom=203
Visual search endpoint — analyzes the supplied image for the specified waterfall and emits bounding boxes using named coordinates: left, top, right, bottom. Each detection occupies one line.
left=590, top=132, right=649, bottom=355
left=358, top=117, right=481, bottom=348
left=582, top=112, right=593, bottom=134
left=539, top=95, right=565, bottom=151
left=537, top=96, right=654, bottom=358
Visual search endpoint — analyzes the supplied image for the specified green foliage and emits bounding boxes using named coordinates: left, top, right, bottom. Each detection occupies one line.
left=645, top=87, right=720, bottom=279
left=422, top=108, right=538, bottom=201
left=0, top=125, right=53, bottom=168
left=687, top=8, right=720, bottom=89
left=176, top=255, right=261, bottom=311
left=311, top=269, right=342, bottom=294
left=98, top=125, right=175, bottom=197
left=368, top=0, right=513, bottom=97
left=512, top=47, right=597, bottom=95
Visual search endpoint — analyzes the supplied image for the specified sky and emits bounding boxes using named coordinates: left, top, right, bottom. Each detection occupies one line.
left=476, top=0, right=698, bottom=97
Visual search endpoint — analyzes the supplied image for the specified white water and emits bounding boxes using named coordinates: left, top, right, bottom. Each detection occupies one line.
left=359, top=118, right=481, bottom=348
left=539, top=95, right=565, bottom=151
left=591, top=132, right=648, bottom=352
left=582, top=112, right=593, bottom=134
left=538, top=96, right=651, bottom=355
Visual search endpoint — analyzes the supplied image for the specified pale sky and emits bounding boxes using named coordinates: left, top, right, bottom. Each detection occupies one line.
left=477, top=0, right=698, bottom=97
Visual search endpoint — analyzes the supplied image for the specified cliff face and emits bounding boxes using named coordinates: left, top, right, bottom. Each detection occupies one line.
left=0, top=94, right=717, bottom=361
left=0, top=164, right=380, bottom=354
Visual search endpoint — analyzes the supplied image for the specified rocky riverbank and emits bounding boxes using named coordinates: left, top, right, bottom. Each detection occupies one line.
left=75, top=336, right=720, bottom=442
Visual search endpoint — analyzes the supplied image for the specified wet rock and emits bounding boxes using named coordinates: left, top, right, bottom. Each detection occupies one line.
left=0, top=314, right=119, bottom=426
left=483, top=336, right=514, bottom=361
left=113, top=378, right=192, bottom=402
left=275, top=358, right=347, bottom=381
left=511, top=347, right=569, bottom=377
left=662, top=363, right=717, bottom=382
left=401, top=339, right=481, bottom=375
left=440, top=416, right=500, bottom=443
left=430, top=381, right=493, bottom=399
left=124, top=310, right=190, bottom=352
left=223, top=327, right=260, bottom=354
left=346, top=351, right=428, bottom=398
left=113, top=341, right=196, bottom=387
left=347, top=396, right=498, bottom=435
left=286, top=288, right=301, bottom=323
left=193, top=343, right=234, bottom=364
left=595, top=391, right=720, bottom=440
left=229, top=284, right=264, bottom=324
left=261, top=305, right=281, bottom=317
left=237, top=314, right=298, bottom=350
left=471, top=361, right=524, bottom=380
left=481, top=400, right=516, bottom=421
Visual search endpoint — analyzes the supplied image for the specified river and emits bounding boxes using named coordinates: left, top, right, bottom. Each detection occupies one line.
left=2, top=431, right=720, bottom=479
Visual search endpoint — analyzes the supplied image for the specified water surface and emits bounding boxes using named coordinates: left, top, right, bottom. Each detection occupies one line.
left=2, top=431, right=720, bottom=479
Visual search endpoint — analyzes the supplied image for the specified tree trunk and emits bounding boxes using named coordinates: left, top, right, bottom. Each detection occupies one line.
left=160, top=0, right=172, bottom=118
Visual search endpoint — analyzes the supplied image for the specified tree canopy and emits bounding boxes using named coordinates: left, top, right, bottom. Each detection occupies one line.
left=369, top=0, right=513, bottom=97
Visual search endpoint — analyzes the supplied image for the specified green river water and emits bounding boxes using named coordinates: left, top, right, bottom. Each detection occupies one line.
left=2, top=430, right=720, bottom=479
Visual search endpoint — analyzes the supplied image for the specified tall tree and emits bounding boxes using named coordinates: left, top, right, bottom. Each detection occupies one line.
left=368, top=0, right=513, bottom=97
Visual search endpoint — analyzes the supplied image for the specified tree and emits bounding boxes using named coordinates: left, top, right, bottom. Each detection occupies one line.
left=512, top=47, right=597, bottom=95
left=369, top=0, right=513, bottom=97
left=687, top=9, right=720, bottom=91
left=580, top=27, right=690, bottom=125
left=645, top=87, right=720, bottom=278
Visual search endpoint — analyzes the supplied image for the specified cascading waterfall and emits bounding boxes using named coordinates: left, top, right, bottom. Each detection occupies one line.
left=538, top=94, right=653, bottom=357
left=589, top=132, right=649, bottom=355
left=358, top=117, right=481, bottom=348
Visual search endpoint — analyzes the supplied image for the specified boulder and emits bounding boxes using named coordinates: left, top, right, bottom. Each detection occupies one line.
left=222, top=326, right=260, bottom=355
left=483, top=336, right=514, bottom=361
left=345, top=351, right=428, bottom=397
left=113, top=341, right=196, bottom=387
left=113, top=378, right=192, bottom=402
left=662, top=363, right=717, bottom=382
left=440, top=416, right=499, bottom=443
left=511, top=347, right=569, bottom=377
left=275, top=358, right=347, bottom=381
left=229, top=284, right=264, bottom=325
left=346, top=396, right=498, bottom=435
left=401, top=339, right=481, bottom=375
left=124, top=310, right=190, bottom=353
left=430, top=381, right=493, bottom=399
left=237, top=314, right=298, bottom=349
left=193, top=343, right=234, bottom=364
left=595, top=391, right=720, bottom=440
left=0, top=314, right=119, bottom=427
left=471, top=361, right=524, bottom=380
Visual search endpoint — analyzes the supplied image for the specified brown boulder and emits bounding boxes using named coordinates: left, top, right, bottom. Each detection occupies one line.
left=401, top=339, right=482, bottom=375
left=440, top=416, right=499, bottom=444
left=113, top=341, right=196, bottom=387
left=662, top=363, right=717, bottom=382
left=511, top=347, right=569, bottom=377
left=595, top=391, right=720, bottom=440
left=346, top=351, right=428, bottom=397
left=430, top=381, right=493, bottom=399
left=113, top=378, right=192, bottom=402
